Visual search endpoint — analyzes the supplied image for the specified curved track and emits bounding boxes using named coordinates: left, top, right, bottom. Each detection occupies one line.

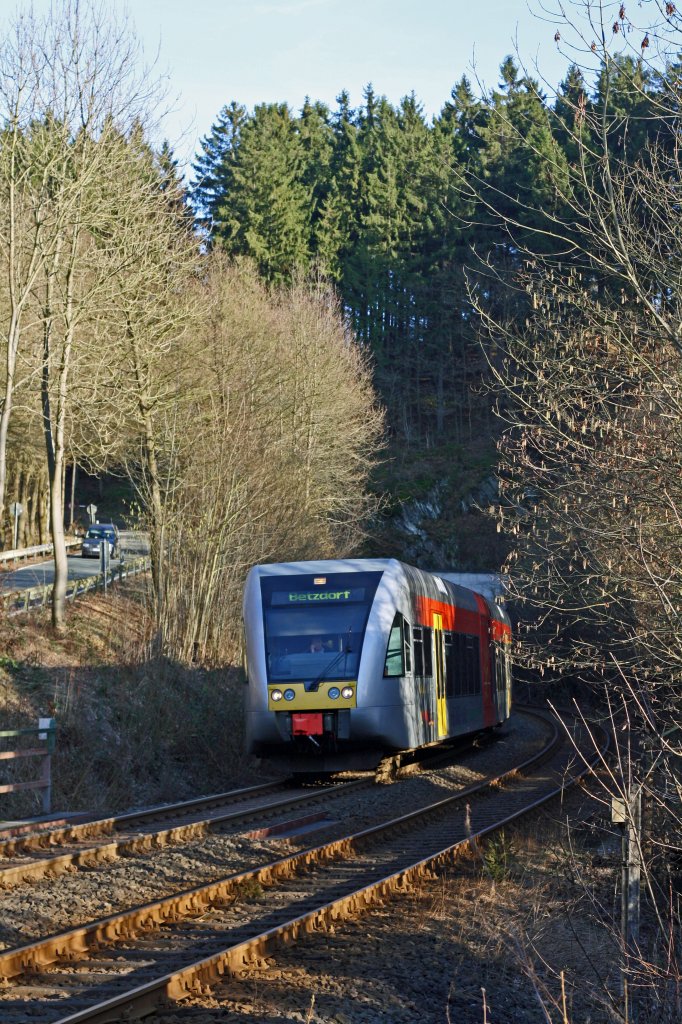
left=0, top=722, right=515, bottom=889
left=0, top=708, right=607, bottom=1023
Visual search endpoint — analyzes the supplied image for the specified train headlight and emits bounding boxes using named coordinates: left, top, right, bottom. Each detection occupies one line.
left=271, top=689, right=283, bottom=702
left=341, top=686, right=354, bottom=699
left=328, top=687, right=340, bottom=699
left=284, top=688, right=296, bottom=701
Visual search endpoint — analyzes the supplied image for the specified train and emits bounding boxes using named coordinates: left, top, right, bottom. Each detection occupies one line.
left=243, top=558, right=512, bottom=769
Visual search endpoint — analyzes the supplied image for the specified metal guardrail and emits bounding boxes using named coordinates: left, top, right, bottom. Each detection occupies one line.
left=0, top=719, right=56, bottom=814
left=0, top=540, right=81, bottom=565
left=0, top=556, right=150, bottom=615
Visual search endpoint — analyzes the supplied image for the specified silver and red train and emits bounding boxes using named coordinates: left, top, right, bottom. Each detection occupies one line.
left=243, top=559, right=512, bottom=767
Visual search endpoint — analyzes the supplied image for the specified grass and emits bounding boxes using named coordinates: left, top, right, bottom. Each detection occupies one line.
left=0, top=583, right=262, bottom=819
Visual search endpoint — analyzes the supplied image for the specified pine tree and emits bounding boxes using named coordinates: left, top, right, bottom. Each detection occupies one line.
left=478, top=58, right=570, bottom=251
left=553, top=64, right=590, bottom=164
left=594, top=55, right=655, bottom=158
left=213, top=102, right=311, bottom=282
left=438, top=76, right=488, bottom=167
left=299, top=98, right=334, bottom=238
left=191, top=101, right=247, bottom=234
left=314, top=91, right=361, bottom=281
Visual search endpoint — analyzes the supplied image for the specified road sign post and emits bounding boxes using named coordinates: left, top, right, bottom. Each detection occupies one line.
left=9, top=501, right=23, bottom=550
left=100, top=539, right=110, bottom=594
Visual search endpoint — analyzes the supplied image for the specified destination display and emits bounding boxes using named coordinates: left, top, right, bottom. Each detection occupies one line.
left=272, top=588, right=366, bottom=605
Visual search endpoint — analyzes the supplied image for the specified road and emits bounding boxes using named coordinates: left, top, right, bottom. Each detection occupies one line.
left=0, top=554, right=125, bottom=592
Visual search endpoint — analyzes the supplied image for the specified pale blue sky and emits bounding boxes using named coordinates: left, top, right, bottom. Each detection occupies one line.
left=26, top=1, right=579, bottom=167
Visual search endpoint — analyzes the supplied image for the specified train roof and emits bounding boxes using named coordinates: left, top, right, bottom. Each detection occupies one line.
left=248, top=558, right=403, bottom=576
left=246, top=559, right=508, bottom=623
left=436, top=572, right=507, bottom=604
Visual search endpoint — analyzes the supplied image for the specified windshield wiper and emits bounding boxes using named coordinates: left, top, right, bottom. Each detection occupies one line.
left=307, top=628, right=352, bottom=691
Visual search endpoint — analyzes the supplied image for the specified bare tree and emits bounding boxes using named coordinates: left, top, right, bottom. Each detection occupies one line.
left=464, top=1, right=682, bottom=1013
left=94, top=130, right=200, bottom=635
left=154, top=257, right=384, bottom=664
left=0, top=0, right=165, bottom=630
left=0, top=12, right=53, bottom=533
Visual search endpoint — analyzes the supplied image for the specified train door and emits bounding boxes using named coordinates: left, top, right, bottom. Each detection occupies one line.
left=432, top=613, right=447, bottom=738
left=489, top=640, right=502, bottom=721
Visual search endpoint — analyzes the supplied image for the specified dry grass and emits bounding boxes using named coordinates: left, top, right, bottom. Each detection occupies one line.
left=0, top=583, right=258, bottom=818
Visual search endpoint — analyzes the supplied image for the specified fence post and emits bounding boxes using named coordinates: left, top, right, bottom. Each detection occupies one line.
left=38, top=717, right=56, bottom=814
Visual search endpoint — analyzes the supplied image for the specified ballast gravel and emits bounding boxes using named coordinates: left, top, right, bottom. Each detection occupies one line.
left=0, top=713, right=549, bottom=954
left=152, top=788, right=614, bottom=1024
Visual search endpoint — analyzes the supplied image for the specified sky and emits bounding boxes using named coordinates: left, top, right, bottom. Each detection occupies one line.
left=25, top=0, right=575, bottom=169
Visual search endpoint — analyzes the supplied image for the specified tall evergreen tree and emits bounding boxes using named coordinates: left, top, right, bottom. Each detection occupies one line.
left=594, top=54, right=655, bottom=157
left=213, top=103, right=311, bottom=281
left=478, top=58, right=570, bottom=252
left=314, top=91, right=362, bottom=280
left=298, top=98, right=334, bottom=239
left=191, top=101, right=247, bottom=235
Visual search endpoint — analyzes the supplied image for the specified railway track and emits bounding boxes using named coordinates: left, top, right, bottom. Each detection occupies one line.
left=0, top=708, right=606, bottom=1023
left=0, top=777, right=374, bottom=888
left=0, top=722, right=513, bottom=890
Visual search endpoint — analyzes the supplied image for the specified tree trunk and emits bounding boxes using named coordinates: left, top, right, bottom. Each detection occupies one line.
left=0, top=315, right=20, bottom=534
left=41, top=242, right=72, bottom=635
left=69, top=459, right=77, bottom=530
left=49, top=450, right=67, bottom=631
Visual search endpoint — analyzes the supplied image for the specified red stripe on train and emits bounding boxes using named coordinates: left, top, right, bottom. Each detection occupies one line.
left=416, top=594, right=500, bottom=729
left=415, top=596, right=479, bottom=633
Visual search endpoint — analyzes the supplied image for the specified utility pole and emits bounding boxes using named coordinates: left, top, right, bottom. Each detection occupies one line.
left=613, top=785, right=642, bottom=1021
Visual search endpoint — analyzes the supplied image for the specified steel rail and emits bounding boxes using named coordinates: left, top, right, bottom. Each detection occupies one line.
left=0, top=708, right=587, bottom=1024
left=0, top=713, right=536, bottom=883
left=0, top=711, right=560, bottom=976
left=0, top=780, right=290, bottom=855
left=0, top=777, right=376, bottom=887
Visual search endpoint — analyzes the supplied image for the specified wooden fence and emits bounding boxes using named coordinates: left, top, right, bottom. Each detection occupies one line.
left=0, top=719, right=57, bottom=814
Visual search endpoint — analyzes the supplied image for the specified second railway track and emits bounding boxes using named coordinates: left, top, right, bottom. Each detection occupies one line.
left=0, top=777, right=374, bottom=888
left=0, top=707, right=607, bottom=1024
left=0, top=717, right=529, bottom=890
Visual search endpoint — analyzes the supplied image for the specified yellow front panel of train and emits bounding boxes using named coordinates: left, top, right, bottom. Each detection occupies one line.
left=268, top=682, right=357, bottom=711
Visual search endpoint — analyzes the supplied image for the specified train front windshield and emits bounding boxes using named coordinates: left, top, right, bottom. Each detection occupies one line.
left=260, top=572, right=383, bottom=683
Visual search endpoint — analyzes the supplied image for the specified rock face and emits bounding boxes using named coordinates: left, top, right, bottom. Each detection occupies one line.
left=387, top=475, right=502, bottom=571
left=459, top=474, right=499, bottom=514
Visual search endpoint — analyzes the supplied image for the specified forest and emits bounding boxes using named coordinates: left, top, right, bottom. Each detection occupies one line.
left=0, top=0, right=680, bottom=1013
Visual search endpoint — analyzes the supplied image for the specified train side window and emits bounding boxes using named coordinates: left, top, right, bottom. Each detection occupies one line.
left=412, top=626, right=424, bottom=676
left=412, top=626, right=433, bottom=676
left=444, top=633, right=454, bottom=696
left=423, top=627, right=433, bottom=676
left=493, top=643, right=504, bottom=692
left=466, top=635, right=481, bottom=694
left=455, top=633, right=466, bottom=696
left=449, top=632, right=480, bottom=696
left=403, top=618, right=412, bottom=673
left=383, top=613, right=405, bottom=677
